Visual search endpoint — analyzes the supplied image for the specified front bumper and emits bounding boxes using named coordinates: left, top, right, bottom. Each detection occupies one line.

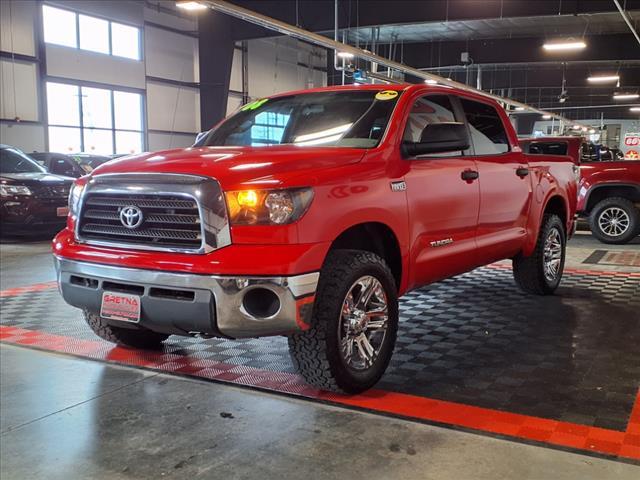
left=2, top=198, right=68, bottom=232
left=54, top=257, right=319, bottom=339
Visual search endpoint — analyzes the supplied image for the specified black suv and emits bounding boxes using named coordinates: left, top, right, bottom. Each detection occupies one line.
left=1, top=145, right=73, bottom=235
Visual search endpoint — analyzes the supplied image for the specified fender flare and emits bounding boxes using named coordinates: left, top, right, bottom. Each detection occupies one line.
left=522, top=189, right=569, bottom=257
left=581, top=183, right=640, bottom=213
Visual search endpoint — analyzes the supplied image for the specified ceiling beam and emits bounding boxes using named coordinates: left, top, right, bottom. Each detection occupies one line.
left=216, top=0, right=640, bottom=39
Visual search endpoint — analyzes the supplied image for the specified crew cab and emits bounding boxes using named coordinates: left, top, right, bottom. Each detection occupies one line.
left=53, top=84, right=578, bottom=393
left=521, top=136, right=640, bottom=244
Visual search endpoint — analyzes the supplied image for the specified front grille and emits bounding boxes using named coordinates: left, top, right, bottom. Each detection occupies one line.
left=38, top=184, right=70, bottom=199
left=78, top=193, right=202, bottom=250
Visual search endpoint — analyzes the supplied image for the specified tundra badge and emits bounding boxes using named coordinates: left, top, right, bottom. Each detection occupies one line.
left=430, top=238, right=453, bottom=247
left=390, top=181, right=407, bottom=192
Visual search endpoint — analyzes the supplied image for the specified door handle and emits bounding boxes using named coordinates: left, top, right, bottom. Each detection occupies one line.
left=461, top=170, right=479, bottom=182
left=516, top=167, right=529, bottom=177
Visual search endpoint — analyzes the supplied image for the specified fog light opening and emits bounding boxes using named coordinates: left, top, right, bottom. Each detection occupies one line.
left=242, top=288, right=281, bottom=319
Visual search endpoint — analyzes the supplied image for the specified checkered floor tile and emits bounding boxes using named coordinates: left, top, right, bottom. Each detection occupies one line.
left=1, top=266, right=639, bottom=433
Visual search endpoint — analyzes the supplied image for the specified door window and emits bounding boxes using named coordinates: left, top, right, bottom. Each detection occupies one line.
left=403, top=95, right=463, bottom=157
left=460, top=99, right=510, bottom=155
left=51, top=156, right=79, bottom=177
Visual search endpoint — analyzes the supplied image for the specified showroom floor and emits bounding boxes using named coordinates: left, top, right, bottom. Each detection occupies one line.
left=1, top=232, right=639, bottom=479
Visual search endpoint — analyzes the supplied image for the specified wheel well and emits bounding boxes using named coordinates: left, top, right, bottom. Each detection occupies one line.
left=585, top=185, right=640, bottom=213
left=544, top=196, right=567, bottom=227
left=330, top=222, right=402, bottom=290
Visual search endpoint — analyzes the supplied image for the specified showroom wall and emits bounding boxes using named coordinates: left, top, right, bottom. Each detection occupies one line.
left=226, top=36, right=327, bottom=119
left=0, top=0, right=327, bottom=154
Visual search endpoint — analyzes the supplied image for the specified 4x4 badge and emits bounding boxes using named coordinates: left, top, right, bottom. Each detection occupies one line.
left=390, top=181, right=407, bottom=192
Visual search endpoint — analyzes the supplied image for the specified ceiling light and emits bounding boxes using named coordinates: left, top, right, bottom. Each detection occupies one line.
left=424, top=79, right=438, bottom=85
left=543, top=40, right=586, bottom=51
left=515, top=107, right=525, bottom=111
left=572, top=125, right=581, bottom=130
left=176, top=1, right=207, bottom=10
left=589, top=129, right=596, bottom=134
left=542, top=114, right=552, bottom=119
left=613, top=93, right=639, bottom=100
left=587, top=75, right=619, bottom=83
left=337, top=51, right=354, bottom=59
left=630, top=107, right=640, bottom=112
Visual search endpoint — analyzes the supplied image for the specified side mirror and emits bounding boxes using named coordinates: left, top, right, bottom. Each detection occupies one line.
left=194, top=131, right=208, bottom=145
left=402, top=122, right=470, bottom=157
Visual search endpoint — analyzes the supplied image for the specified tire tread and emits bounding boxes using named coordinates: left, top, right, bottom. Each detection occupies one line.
left=288, top=249, right=397, bottom=393
left=513, top=214, right=565, bottom=295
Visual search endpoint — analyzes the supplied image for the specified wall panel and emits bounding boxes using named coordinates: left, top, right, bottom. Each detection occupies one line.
left=46, top=45, right=146, bottom=89
left=0, top=59, right=39, bottom=122
left=148, top=131, right=195, bottom=151
left=0, top=123, right=45, bottom=152
left=145, top=26, right=199, bottom=83
left=147, top=81, right=200, bottom=133
left=0, top=0, right=37, bottom=57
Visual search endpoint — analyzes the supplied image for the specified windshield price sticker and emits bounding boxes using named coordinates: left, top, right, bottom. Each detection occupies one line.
left=241, top=98, right=269, bottom=111
left=375, top=90, right=399, bottom=101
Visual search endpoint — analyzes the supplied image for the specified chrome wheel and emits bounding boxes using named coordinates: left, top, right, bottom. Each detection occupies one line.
left=543, top=227, right=563, bottom=282
left=338, top=276, right=389, bottom=371
left=598, top=207, right=630, bottom=237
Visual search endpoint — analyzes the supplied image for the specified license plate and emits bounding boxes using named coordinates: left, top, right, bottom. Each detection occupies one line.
left=56, top=206, right=69, bottom=217
left=100, top=292, right=141, bottom=323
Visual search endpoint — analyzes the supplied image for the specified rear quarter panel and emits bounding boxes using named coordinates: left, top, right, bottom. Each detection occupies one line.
left=522, top=154, right=578, bottom=256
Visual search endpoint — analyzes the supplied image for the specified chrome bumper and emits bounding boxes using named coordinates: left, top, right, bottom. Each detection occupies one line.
left=54, top=257, right=319, bottom=338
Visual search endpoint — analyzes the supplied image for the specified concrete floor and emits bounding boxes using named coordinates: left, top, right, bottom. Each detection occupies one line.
left=1, top=232, right=639, bottom=479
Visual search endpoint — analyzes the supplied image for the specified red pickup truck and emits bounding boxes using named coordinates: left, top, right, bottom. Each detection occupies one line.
left=53, top=84, right=578, bottom=393
left=521, top=137, right=640, bottom=244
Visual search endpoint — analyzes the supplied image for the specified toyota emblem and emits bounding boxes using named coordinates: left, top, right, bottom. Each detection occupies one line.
left=120, top=205, right=143, bottom=229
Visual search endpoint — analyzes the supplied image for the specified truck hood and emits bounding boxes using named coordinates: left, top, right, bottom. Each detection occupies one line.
left=92, top=146, right=367, bottom=189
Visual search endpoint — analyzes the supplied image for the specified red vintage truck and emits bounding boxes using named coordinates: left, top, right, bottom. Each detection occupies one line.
left=53, top=84, right=578, bottom=393
left=521, top=136, right=640, bottom=244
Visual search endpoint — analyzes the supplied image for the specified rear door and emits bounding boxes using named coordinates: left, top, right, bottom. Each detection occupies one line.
left=458, top=97, right=532, bottom=263
left=403, top=94, right=480, bottom=287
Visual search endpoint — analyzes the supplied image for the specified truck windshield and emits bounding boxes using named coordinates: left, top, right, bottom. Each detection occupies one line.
left=0, top=147, right=47, bottom=173
left=197, top=90, right=402, bottom=149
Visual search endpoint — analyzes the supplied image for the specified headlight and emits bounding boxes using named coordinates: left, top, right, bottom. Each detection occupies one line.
left=0, top=185, right=32, bottom=197
left=225, top=188, right=314, bottom=225
left=68, top=182, right=85, bottom=216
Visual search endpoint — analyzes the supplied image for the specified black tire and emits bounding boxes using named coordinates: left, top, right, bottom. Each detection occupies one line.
left=288, top=250, right=399, bottom=393
left=84, top=310, right=168, bottom=349
left=513, top=214, right=566, bottom=295
left=588, top=197, right=640, bottom=245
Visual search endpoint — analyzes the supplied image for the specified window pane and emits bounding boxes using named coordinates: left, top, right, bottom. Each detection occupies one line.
left=403, top=95, right=464, bottom=157
left=83, top=129, right=114, bottom=155
left=404, top=95, right=456, bottom=142
left=48, top=127, right=81, bottom=153
left=460, top=99, right=510, bottom=155
left=42, top=6, right=77, bottom=48
left=47, top=83, right=80, bottom=126
left=82, top=87, right=112, bottom=129
left=111, top=23, right=140, bottom=60
left=113, top=92, right=142, bottom=130
left=115, top=131, right=143, bottom=155
left=79, top=15, right=109, bottom=54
